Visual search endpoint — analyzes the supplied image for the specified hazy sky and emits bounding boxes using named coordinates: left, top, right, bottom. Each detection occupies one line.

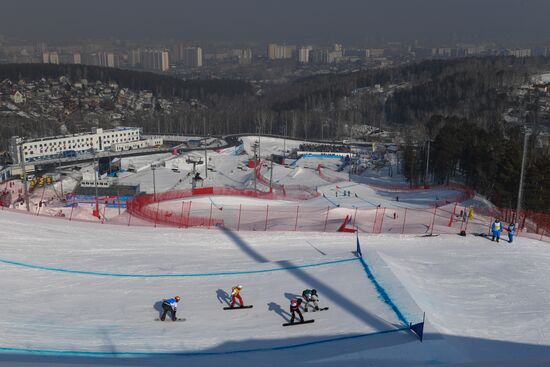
left=1, top=0, right=549, bottom=44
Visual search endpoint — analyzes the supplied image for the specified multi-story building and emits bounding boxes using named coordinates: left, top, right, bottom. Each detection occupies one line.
left=42, top=51, right=60, bottom=64
left=128, top=49, right=141, bottom=67
left=141, top=49, right=170, bottom=71
left=267, top=44, right=295, bottom=60
left=298, top=46, right=312, bottom=63
left=183, top=47, right=203, bottom=68
left=98, top=52, right=116, bottom=68
left=9, top=127, right=162, bottom=164
left=73, top=52, right=82, bottom=64
left=236, top=48, right=252, bottom=65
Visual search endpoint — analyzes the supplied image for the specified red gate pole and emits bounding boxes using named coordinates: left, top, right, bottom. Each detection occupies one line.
left=323, top=206, right=329, bottom=232
left=179, top=201, right=185, bottom=228
left=208, top=203, right=213, bottom=229
left=294, top=206, right=300, bottom=231
left=401, top=208, right=407, bottom=234
left=264, top=205, right=269, bottom=231
left=352, top=207, right=358, bottom=228
left=448, top=202, right=458, bottom=227
left=186, top=201, right=192, bottom=228
left=430, top=205, right=437, bottom=235
left=154, top=201, right=160, bottom=228
left=237, top=204, right=242, bottom=231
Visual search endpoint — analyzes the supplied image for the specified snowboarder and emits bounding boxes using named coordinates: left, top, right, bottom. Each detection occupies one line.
left=491, top=219, right=502, bottom=243
left=230, top=285, right=244, bottom=308
left=289, top=298, right=304, bottom=323
left=507, top=222, right=516, bottom=243
left=302, top=289, right=320, bottom=312
left=160, top=296, right=181, bottom=321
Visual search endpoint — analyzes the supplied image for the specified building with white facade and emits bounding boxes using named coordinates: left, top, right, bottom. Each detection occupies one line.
left=9, top=127, right=163, bottom=164
left=183, top=47, right=203, bottom=68
left=141, top=49, right=170, bottom=71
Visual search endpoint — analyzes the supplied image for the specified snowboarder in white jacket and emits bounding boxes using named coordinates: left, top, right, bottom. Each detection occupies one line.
left=302, top=289, right=320, bottom=312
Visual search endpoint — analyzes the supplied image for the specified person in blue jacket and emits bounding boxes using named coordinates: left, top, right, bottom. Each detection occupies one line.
left=160, top=296, right=180, bottom=321
left=491, top=219, right=502, bottom=243
left=507, top=222, right=516, bottom=243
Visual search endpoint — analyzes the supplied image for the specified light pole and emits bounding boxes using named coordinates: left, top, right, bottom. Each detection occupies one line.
left=151, top=163, right=157, bottom=200
left=424, top=140, right=431, bottom=186
left=18, top=143, right=30, bottom=212
left=516, top=129, right=530, bottom=226
left=283, top=121, right=287, bottom=162
left=92, top=150, right=99, bottom=217
left=203, top=116, right=208, bottom=179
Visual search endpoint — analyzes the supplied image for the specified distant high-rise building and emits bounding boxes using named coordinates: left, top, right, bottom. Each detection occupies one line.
left=183, top=47, right=203, bottom=68
left=42, top=51, right=60, bottom=64
left=128, top=49, right=141, bottom=67
left=268, top=43, right=295, bottom=60
left=98, top=52, right=116, bottom=67
left=73, top=52, right=81, bottom=64
left=141, top=49, right=170, bottom=71
left=237, top=48, right=252, bottom=65
left=298, top=46, right=312, bottom=63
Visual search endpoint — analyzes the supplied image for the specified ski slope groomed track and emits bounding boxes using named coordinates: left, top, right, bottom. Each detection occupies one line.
left=1, top=210, right=550, bottom=366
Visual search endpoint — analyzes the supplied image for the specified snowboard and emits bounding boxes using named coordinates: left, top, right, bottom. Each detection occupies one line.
left=282, top=319, right=314, bottom=327
left=154, top=318, right=186, bottom=322
left=306, top=307, right=329, bottom=312
left=223, top=305, right=253, bottom=310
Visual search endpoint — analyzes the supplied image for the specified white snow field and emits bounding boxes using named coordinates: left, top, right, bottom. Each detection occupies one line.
left=1, top=211, right=550, bottom=366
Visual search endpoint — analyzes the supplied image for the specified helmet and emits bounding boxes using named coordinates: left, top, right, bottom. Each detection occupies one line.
left=237, top=285, right=243, bottom=289
left=311, top=289, right=318, bottom=295
left=175, top=296, right=181, bottom=302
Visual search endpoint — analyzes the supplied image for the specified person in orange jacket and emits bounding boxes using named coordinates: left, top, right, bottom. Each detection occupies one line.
left=230, top=285, right=244, bottom=308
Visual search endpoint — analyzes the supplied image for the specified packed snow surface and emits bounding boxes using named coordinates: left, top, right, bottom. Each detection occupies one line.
left=1, top=211, right=550, bottom=366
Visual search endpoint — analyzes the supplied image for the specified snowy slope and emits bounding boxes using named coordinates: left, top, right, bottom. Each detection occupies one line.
left=1, top=211, right=550, bottom=366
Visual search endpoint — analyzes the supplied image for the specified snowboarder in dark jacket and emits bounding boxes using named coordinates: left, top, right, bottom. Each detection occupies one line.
left=289, top=298, right=304, bottom=323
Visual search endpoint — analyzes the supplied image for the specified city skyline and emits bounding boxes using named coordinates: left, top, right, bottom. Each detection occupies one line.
left=1, top=0, right=549, bottom=43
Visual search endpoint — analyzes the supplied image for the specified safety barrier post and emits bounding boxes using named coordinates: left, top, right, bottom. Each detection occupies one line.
left=294, top=206, right=300, bottom=231
left=186, top=201, right=192, bottom=228
left=379, top=208, right=386, bottom=234
left=69, top=203, right=75, bottom=221
left=402, top=208, right=407, bottom=234
left=237, top=204, right=242, bottom=231
left=264, top=205, right=269, bottom=231
left=154, top=201, right=160, bottom=228
left=430, top=205, right=437, bottom=235
left=208, top=203, right=213, bottom=229
left=372, top=207, right=378, bottom=233
left=541, top=228, right=545, bottom=242
left=179, top=201, right=185, bottom=228
left=127, top=207, right=132, bottom=226
left=352, top=207, right=358, bottom=228
left=36, top=186, right=47, bottom=216
left=323, top=206, right=330, bottom=232
left=101, top=201, right=107, bottom=224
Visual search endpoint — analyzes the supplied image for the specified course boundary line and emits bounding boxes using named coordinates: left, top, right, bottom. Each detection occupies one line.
left=0, top=257, right=359, bottom=278
left=357, top=256, right=410, bottom=326
left=0, top=327, right=409, bottom=357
